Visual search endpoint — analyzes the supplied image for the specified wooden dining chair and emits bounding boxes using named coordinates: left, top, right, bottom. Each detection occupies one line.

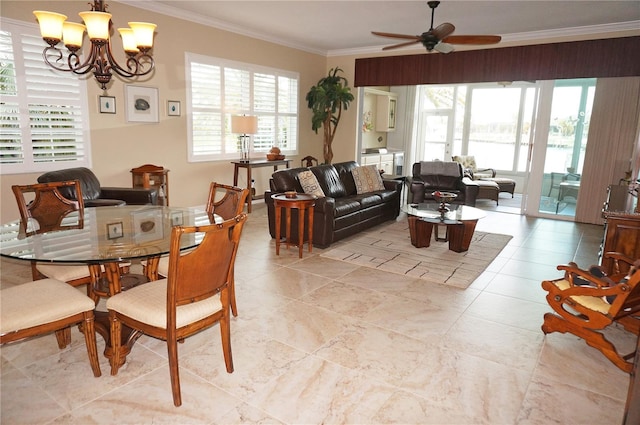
left=1, top=278, right=101, bottom=377
left=149, top=182, right=249, bottom=316
left=541, top=252, right=640, bottom=372
left=107, top=213, right=248, bottom=406
left=12, top=181, right=129, bottom=295
left=12, top=181, right=94, bottom=289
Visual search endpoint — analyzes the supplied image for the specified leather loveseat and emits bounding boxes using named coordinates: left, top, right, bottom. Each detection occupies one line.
left=408, top=161, right=479, bottom=206
left=38, top=167, right=157, bottom=207
left=265, top=161, right=402, bottom=248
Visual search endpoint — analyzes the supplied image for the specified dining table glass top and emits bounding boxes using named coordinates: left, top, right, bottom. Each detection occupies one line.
left=0, top=205, right=216, bottom=264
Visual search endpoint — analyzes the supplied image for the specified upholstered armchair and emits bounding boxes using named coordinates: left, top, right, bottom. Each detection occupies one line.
left=38, top=167, right=157, bottom=207
left=452, top=155, right=496, bottom=180
left=408, top=161, right=479, bottom=206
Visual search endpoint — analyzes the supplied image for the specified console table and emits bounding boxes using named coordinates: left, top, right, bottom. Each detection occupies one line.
left=232, top=159, right=291, bottom=213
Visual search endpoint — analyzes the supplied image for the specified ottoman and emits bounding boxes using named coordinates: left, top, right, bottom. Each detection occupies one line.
left=480, top=177, right=516, bottom=197
left=476, top=180, right=500, bottom=205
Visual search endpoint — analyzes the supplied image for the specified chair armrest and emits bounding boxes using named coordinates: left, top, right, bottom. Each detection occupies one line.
left=100, top=187, right=158, bottom=205
left=408, top=179, right=426, bottom=203
left=477, top=168, right=497, bottom=178
left=382, top=179, right=402, bottom=192
left=459, top=178, right=479, bottom=206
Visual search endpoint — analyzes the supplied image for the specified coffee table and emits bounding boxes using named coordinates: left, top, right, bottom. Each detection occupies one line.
left=402, top=202, right=486, bottom=252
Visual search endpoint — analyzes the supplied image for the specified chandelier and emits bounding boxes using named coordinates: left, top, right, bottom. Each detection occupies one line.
left=33, top=1, right=157, bottom=90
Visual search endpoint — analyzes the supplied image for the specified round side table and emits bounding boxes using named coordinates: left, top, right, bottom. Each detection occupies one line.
left=272, top=193, right=316, bottom=258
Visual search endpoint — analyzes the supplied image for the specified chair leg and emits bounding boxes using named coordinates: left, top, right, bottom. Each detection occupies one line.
left=109, top=313, right=122, bottom=376
left=82, top=312, right=101, bottom=377
left=167, top=334, right=182, bottom=407
left=54, top=327, right=71, bottom=349
left=230, top=276, right=238, bottom=317
left=542, top=313, right=633, bottom=373
left=220, top=309, right=234, bottom=374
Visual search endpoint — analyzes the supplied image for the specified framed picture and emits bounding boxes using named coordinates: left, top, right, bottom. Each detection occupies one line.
left=167, top=100, right=181, bottom=116
left=131, top=209, right=164, bottom=243
left=99, top=96, right=116, bottom=114
left=170, top=211, right=184, bottom=226
left=107, top=221, right=124, bottom=240
left=125, top=85, right=159, bottom=123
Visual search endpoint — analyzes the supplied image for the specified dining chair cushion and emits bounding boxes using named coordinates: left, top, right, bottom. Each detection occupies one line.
left=552, top=279, right=611, bottom=314
left=36, top=262, right=131, bottom=282
left=106, top=279, right=222, bottom=329
left=0, top=278, right=96, bottom=334
left=35, top=264, right=91, bottom=282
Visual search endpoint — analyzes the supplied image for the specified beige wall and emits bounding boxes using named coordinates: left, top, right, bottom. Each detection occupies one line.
left=2, top=2, right=638, bottom=222
left=0, top=1, right=330, bottom=221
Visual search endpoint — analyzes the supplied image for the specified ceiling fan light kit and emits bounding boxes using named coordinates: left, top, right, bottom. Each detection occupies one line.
left=372, top=0, right=501, bottom=53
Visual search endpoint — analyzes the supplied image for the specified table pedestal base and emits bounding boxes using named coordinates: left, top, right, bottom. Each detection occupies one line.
left=88, top=261, right=152, bottom=368
left=407, top=216, right=479, bottom=252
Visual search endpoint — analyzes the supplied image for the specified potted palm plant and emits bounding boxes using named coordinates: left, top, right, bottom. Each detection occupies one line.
left=305, top=68, right=354, bottom=164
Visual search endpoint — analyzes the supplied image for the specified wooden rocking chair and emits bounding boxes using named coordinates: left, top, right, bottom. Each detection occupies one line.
left=541, top=252, right=640, bottom=372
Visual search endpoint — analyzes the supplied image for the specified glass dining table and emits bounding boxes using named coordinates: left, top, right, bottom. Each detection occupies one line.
left=0, top=205, right=218, bottom=363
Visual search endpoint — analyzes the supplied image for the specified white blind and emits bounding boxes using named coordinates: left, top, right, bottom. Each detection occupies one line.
left=0, top=20, right=90, bottom=174
left=185, top=52, right=299, bottom=162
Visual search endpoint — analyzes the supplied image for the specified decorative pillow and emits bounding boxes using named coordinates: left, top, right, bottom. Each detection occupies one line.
left=298, top=170, right=325, bottom=197
left=351, top=165, right=385, bottom=194
left=452, top=155, right=477, bottom=171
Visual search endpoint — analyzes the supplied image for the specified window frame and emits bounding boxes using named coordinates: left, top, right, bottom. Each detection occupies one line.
left=185, top=52, right=299, bottom=163
left=0, top=18, right=92, bottom=175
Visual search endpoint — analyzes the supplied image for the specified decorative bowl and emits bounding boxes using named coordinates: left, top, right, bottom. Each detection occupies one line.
left=284, top=191, right=297, bottom=198
left=267, top=153, right=285, bottom=161
left=432, top=191, right=457, bottom=204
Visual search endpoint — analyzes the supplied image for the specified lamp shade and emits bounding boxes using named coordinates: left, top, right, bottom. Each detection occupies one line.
left=128, top=22, right=157, bottom=49
left=33, top=11, right=67, bottom=41
left=117, top=28, right=139, bottom=53
left=62, top=22, right=86, bottom=49
left=79, top=11, right=111, bottom=41
left=231, top=115, right=258, bottom=134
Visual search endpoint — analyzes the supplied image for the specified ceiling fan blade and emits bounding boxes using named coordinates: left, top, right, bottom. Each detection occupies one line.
left=443, top=35, right=502, bottom=45
left=382, top=39, right=422, bottom=50
left=432, top=22, right=455, bottom=40
left=372, top=31, right=420, bottom=41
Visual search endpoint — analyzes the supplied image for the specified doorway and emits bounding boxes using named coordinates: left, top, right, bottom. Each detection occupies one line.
left=528, top=79, right=596, bottom=218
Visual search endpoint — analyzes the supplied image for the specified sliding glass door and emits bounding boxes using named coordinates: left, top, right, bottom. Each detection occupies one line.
left=535, top=79, right=595, bottom=217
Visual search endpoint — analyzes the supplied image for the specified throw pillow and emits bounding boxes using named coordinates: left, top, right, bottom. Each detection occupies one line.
left=352, top=165, right=385, bottom=194
left=298, top=170, right=325, bottom=197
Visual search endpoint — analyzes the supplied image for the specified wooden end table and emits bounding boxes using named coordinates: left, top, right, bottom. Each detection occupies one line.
left=272, top=193, right=316, bottom=258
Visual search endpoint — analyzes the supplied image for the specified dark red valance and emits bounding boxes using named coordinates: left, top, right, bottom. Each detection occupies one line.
left=354, top=36, right=640, bottom=86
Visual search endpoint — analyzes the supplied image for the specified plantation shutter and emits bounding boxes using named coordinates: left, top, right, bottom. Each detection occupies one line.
left=186, top=53, right=298, bottom=162
left=0, top=20, right=91, bottom=174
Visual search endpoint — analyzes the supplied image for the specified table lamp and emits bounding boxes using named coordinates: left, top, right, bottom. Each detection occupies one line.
left=231, top=115, right=258, bottom=162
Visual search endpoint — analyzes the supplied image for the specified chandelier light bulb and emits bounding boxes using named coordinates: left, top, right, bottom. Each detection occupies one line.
left=128, top=22, right=157, bottom=50
left=117, top=28, right=139, bottom=53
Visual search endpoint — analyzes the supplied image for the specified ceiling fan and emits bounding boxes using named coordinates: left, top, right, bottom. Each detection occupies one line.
left=372, top=1, right=501, bottom=53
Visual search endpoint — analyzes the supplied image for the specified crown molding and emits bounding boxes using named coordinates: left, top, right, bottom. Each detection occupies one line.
left=117, top=2, right=639, bottom=58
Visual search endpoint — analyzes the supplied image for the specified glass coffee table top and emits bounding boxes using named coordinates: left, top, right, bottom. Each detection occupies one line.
left=402, top=202, right=486, bottom=224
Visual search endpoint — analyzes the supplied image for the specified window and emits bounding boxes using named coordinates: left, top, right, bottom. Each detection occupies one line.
left=0, top=19, right=91, bottom=175
left=185, top=53, right=299, bottom=162
left=417, top=82, right=537, bottom=173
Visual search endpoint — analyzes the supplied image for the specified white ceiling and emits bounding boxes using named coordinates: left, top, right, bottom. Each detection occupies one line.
left=124, top=1, right=640, bottom=55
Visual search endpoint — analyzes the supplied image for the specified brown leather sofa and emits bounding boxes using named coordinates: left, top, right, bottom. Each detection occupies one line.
left=265, top=161, right=402, bottom=248
left=38, top=167, right=157, bottom=207
left=408, top=161, right=479, bottom=206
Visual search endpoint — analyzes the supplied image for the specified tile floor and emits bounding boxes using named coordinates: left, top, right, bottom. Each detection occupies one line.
left=0, top=202, right=635, bottom=424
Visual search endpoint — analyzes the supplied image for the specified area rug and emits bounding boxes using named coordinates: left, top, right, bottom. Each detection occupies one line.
left=320, top=220, right=512, bottom=288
